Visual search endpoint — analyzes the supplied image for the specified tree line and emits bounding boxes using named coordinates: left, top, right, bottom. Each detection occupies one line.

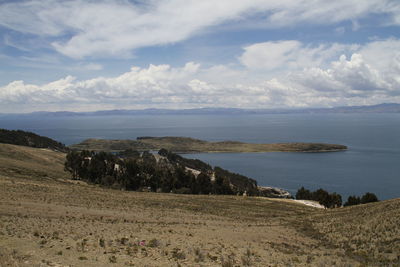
left=64, top=149, right=259, bottom=196
left=343, top=193, right=378, bottom=206
left=64, top=148, right=380, bottom=206
left=296, top=186, right=379, bottom=208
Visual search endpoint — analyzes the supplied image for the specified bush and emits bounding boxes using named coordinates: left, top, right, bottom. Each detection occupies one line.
left=109, top=255, right=117, bottom=263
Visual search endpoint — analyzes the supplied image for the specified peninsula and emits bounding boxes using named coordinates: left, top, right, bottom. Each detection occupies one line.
left=69, top=136, right=347, bottom=153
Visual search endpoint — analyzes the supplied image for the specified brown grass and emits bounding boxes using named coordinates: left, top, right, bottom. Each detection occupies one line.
left=0, top=143, right=398, bottom=266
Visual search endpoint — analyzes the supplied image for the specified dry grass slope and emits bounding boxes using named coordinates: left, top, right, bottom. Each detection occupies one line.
left=309, top=199, right=400, bottom=265
left=0, top=144, right=398, bottom=266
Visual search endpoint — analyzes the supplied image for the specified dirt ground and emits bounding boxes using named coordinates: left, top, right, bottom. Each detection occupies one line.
left=0, top=144, right=399, bottom=266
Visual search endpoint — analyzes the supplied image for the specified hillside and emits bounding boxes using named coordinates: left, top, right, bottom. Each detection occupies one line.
left=70, top=136, right=347, bottom=153
left=0, top=128, right=68, bottom=152
left=0, top=144, right=399, bottom=266
left=0, top=143, right=69, bottom=181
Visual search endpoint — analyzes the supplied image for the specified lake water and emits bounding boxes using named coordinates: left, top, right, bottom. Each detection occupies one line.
left=1, top=113, right=399, bottom=200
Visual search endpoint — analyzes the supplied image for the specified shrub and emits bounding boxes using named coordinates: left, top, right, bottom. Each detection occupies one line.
left=194, top=247, right=204, bottom=262
left=99, top=238, right=105, bottom=248
left=147, top=238, right=160, bottom=248
left=171, top=248, right=186, bottom=260
left=109, top=255, right=117, bottom=263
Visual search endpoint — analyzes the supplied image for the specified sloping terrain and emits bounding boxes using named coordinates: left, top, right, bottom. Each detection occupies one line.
left=0, top=143, right=69, bottom=181
left=0, top=144, right=398, bottom=266
left=70, top=136, right=347, bottom=153
left=310, top=199, right=400, bottom=265
left=0, top=129, right=68, bottom=152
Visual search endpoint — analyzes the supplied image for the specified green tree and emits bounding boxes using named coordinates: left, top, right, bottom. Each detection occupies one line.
left=123, top=159, right=141, bottom=190
left=361, top=192, right=378, bottom=204
left=329, top=192, right=342, bottom=208
left=213, top=171, right=233, bottom=195
left=296, top=187, right=312, bottom=200
left=296, top=187, right=342, bottom=208
left=344, top=195, right=361, bottom=206
left=64, top=151, right=82, bottom=180
left=197, top=172, right=212, bottom=194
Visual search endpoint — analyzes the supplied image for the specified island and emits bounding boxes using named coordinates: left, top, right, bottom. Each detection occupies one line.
left=69, top=136, right=347, bottom=153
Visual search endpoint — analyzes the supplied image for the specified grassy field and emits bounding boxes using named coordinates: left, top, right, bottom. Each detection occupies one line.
left=0, top=144, right=398, bottom=266
left=69, top=136, right=348, bottom=153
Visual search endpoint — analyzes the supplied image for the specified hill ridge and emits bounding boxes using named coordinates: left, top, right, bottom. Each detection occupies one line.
left=0, top=128, right=68, bottom=152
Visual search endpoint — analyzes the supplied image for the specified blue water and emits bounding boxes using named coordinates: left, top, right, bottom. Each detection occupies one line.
left=1, top=113, right=399, bottom=200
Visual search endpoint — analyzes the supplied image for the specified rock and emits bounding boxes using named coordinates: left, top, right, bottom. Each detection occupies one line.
left=258, top=186, right=292, bottom=198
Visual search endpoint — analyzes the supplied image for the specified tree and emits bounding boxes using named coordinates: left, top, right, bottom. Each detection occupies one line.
left=313, top=188, right=330, bottom=207
left=64, top=151, right=82, bottom=180
left=329, top=192, right=342, bottom=208
left=197, top=172, right=212, bottom=194
left=344, top=193, right=378, bottom=207
left=296, top=187, right=312, bottom=200
left=174, top=165, right=191, bottom=189
left=296, top=187, right=342, bottom=208
left=361, top=192, right=378, bottom=204
left=189, top=174, right=200, bottom=194
left=213, top=172, right=233, bottom=195
left=344, top=195, right=361, bottom=206
left=64, top=148, right=263, bottom=198
left=123, top=159, right=141, bottom=190
left=159, top=169, right=174, bottom=193
left=117, top=149, right=140, bottom=159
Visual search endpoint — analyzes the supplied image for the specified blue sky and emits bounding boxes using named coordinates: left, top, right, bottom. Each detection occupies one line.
left=0, top=0, right=400, bottom=112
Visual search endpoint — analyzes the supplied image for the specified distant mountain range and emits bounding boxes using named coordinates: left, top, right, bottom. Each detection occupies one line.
left=1, top=103, right=400, bottom=117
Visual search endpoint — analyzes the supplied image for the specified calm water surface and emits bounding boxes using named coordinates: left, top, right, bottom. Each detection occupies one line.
left=1, top=114, right=399, bottom=200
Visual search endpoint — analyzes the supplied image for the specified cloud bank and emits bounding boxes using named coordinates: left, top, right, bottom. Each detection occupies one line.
left=1, top=39, right=399, bottom=112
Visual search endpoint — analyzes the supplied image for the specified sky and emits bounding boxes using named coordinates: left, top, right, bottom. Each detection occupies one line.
left=0, top=0, right=400, bottom=112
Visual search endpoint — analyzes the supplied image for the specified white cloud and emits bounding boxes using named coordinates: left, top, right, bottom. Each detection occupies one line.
left=1, top=39, right=399, bottom=112
left=265, top=1, right=399, bottom=26
left=239, top=41, right=359, bottom=71
left=359, top=38, right=400, bottom=76
left=0, top=0, right=399, bottom=58
left=291, top=54, right=386, bottom=96
left=290, top=39, right=400, bottom=97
